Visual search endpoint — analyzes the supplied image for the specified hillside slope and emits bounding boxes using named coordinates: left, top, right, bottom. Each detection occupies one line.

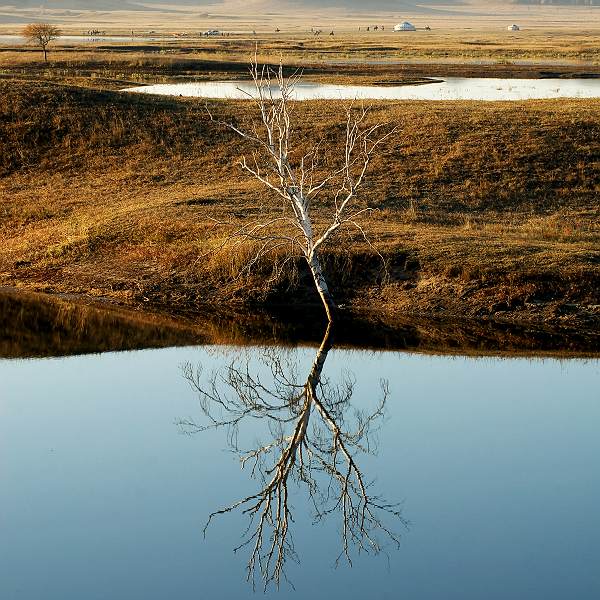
left=1, top=79, right=598, bottom=328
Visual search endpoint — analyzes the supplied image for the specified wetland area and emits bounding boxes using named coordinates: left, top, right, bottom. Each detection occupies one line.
left=1, top=15, right=599, bottom=599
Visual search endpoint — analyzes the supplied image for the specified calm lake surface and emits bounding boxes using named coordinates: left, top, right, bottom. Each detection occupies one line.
left=122, top=78, right=600, bottom=101
left=1, top=293, right=599, bottom=599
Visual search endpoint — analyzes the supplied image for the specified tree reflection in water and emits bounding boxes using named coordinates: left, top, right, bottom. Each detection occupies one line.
left=180, top=323, right=406, bottom=589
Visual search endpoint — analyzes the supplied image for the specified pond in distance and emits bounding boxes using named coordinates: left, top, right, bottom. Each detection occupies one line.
left=0, top=34, right=176, bottom=44
left=122, top=77, right=600, bottom=101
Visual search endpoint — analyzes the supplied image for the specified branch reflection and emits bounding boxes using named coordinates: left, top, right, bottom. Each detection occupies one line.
left=180, top=323, right=406, bottom=589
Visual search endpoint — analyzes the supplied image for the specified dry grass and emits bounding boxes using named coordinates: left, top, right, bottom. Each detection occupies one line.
left=3, top=29, right=600, bottom=62
left=1, top=78, right=599, bottom=328
left=1, top=28, right=600, bottom=90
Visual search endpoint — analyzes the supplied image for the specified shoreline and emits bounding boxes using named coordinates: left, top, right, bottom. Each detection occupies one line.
left=2, top=285, right=598, bottom=359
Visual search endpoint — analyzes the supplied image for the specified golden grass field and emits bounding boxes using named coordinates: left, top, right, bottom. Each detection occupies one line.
left=2, top=28, right=600, bottom=73
left=1, top=19, right=599, bottom=331
left=1, top=45, right=598, bottom=331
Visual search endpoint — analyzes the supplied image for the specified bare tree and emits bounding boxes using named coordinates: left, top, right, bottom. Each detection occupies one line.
left=22, top=23, right=61, bottom=62
left=207, top=62, right=395, bottom=322
left=180, top=325, right=406, bottom=589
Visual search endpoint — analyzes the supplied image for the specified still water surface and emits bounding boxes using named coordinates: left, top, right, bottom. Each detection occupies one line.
left=1, top=308, right=599, bottom=599
left=122, top=77, right=600, bottom=101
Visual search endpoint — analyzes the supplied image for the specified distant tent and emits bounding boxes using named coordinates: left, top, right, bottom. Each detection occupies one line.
left=394, top=22, right=416, bottom=32
left=507, top=24, right=520, bottom=31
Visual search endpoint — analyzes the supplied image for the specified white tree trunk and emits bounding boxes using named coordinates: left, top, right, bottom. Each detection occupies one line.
left=307, top=252, right=336, bottom=322
left=210, top=61, right=389, bottom=325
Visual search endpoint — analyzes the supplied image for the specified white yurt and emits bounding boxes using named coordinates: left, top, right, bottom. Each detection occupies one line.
left=507, top=24, right=520, bottom=31
left=394, top=22, right=416, bottom=32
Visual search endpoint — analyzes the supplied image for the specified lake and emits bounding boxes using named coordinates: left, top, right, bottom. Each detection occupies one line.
left=0, top=34, right=170, bottom=44
left=1, top=291, right=599, bottom=599
left=122, top=77, right=600, bottom=101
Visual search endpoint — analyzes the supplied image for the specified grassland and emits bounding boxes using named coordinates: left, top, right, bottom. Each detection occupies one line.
left=1, top=59, right=598, bottom=332
left=2, top=29, right=600, bottom=86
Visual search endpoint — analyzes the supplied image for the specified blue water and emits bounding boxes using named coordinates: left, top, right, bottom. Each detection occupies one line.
left=1, top=345, right=599, bottom=599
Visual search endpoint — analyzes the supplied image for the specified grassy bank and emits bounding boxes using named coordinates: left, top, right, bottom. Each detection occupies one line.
left=3, top=29, right=600, bottom=67
left=2, top=30, right=600, bottom=92
left=2, top=288, right=597, bottom=358
left=1, top=78, right=599, bottom=329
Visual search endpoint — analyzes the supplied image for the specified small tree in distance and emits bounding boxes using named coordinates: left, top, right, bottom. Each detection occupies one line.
left=22, top=23, right=61, bottom=62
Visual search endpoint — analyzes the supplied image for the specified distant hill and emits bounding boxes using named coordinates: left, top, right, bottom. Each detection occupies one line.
left=2, top=0, right=598, bottom=11
left=1, top=0, right=467, bottom=9
left=1, top=0, right=140, bottom=9
left=263, top=0, right=467, bottom=6
left=514, top=0, right=598, bottom=4
left=0, top=0, right=222, bottom=9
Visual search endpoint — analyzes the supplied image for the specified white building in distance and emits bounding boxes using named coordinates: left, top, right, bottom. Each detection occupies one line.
left=394, top=22, right=416, bottom=32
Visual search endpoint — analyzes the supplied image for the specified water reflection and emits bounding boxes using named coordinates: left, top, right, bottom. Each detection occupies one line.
left=181, top=322, right=406, bottom=589
left=0, top=289, right=206, bottom=358
left=1, top=289, right=598, bottom=359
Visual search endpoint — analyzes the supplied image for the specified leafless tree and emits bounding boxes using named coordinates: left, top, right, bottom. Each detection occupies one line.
left=22, top=23, right=61, bottom=62
left=207, top=61, right=395, bottom=322
left=180, top=325, right=406, bottom=589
